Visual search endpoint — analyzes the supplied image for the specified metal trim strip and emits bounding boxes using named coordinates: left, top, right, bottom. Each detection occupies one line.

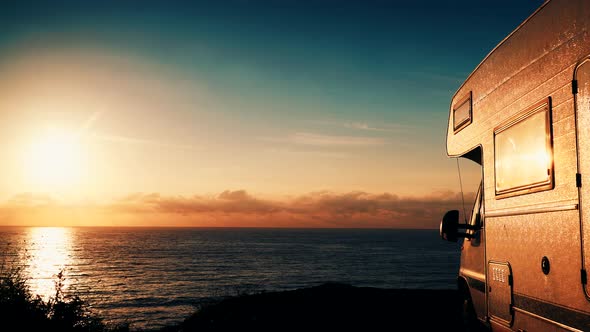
left=485, top=204, right=578, bottom=218
left=513, top=294, right=590, bottom=331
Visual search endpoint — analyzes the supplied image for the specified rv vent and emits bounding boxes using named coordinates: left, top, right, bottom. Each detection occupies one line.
left=488, top=262, right=513, bottom=325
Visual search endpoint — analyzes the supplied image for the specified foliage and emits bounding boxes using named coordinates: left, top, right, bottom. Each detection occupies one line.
left=0, top=261, right=128, bottom=332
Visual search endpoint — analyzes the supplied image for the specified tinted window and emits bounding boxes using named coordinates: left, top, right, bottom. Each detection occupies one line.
left=494, top=98, right=553, bottom=198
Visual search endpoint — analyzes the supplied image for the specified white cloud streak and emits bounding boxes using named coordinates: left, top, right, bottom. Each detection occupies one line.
left=90, top=133, right=198, bottom=150
left=289, top=132, right=386, bottom=147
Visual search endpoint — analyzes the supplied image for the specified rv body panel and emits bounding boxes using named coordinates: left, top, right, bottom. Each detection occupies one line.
left=444, top=0, right=590, bottom=330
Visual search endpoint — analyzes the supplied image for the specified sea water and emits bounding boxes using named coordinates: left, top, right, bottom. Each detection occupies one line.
left=0, top=227, right=461, bottom=329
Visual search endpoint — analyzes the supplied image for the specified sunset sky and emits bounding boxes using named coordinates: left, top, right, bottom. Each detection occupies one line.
left=0, top=0, right=543, bottom=228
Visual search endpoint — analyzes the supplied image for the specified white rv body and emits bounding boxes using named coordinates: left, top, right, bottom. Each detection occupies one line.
left=440, top=1, right=590, bottom=331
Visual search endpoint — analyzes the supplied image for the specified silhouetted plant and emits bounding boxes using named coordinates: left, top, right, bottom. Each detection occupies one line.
left=0, top=254, right=128, bottom=332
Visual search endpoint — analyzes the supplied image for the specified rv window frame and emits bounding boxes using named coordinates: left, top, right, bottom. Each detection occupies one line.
left=466, top=180, right=483, bottom=240
left=493, top=97, right=554, bottom=199
left=453, top=91, right=472, bottom=133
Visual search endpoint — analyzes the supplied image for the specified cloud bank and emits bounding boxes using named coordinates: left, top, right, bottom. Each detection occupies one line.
left=0, top=190, right=475, bottom=229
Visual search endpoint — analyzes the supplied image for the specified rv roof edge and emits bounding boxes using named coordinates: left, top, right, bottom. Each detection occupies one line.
left=448, top=0, right=551, bottom=108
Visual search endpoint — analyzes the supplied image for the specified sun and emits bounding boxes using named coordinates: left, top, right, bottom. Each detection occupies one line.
left=24, top=129, right=84, bottom=189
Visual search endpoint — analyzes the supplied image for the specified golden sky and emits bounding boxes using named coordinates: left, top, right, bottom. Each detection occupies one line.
left=0, top=1, right=538, bottom=227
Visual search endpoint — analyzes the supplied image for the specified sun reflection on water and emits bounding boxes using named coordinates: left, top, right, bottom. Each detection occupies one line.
left=26, top=227, right=73, bottom=300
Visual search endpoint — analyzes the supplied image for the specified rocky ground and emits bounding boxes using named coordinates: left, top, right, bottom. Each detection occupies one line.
left=157, top=283, right=467, bottom=332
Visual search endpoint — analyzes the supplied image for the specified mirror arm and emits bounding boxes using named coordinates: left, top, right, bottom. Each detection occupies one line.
left=456, top=232, right=474, bottom=239
left=461, top=224, right=481, bottom=231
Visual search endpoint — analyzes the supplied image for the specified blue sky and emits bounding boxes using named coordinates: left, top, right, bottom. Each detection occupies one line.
left=1, top=0, right=543, bottom=127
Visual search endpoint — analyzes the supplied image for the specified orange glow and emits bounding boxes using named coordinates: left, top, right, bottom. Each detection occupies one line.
left=22, top=128, right=85, bottom=192
left=0, top=50, right=460, bottom=228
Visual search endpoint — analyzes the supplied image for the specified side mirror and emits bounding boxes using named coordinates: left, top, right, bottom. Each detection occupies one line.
left=439, top=210, right=477, bottom=242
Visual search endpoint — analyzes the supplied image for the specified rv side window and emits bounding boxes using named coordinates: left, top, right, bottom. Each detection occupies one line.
left=453, top=92, right=472, bottom=133
left=494, top=98, right=553, bottom=198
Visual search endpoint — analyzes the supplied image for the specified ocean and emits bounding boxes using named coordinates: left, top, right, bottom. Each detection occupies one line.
left=0, top=227, right=461, bottom=330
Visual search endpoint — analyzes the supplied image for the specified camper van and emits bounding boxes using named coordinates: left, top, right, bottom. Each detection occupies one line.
left=439, top=0, right=590, bottom=331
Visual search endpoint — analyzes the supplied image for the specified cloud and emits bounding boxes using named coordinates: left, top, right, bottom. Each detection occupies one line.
left=0, top=190, right=475, bottom=229
left=6, top=193, right=58, bottom=206
left=264, top=147, right=351, bottom=159
left=79, top=111, right=103, bottom=133
left=344, top=122, right=383, bottom=131
left=111, top=190, right=279, bottom=215
left=284, top=190, right=474, bottom=228
left=343, top=122, right=411, bottom=133
left=309, top=119, right=415, bottom=133
left=289, top=132, right=386, bottom=147
left=89, top=133, right=198, bottom=150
